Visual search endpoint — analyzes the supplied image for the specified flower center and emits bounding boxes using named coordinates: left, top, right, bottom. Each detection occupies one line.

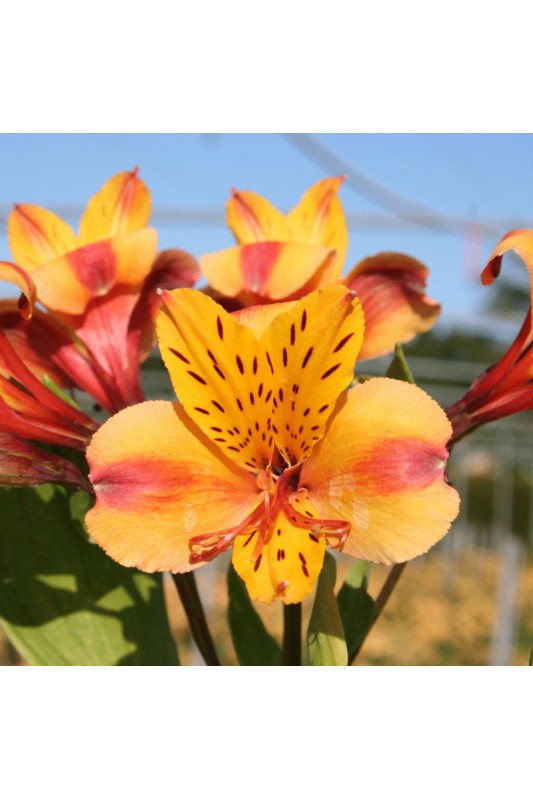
left=188, top=463, right=351, bottom=566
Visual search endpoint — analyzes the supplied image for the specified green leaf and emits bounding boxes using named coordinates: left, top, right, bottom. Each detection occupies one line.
left=385, top=343, right=415, bottom=384
left=227, top=564, right=281, bottom=665
left=337, top=561, right=376, bottom=659
left=42, top=374, right=82, bottom=410
left=307, top=553, right=348, bottom=666
left=529, top=650, right=533, bottom=666
left=0, top=484, right=179, bottom=665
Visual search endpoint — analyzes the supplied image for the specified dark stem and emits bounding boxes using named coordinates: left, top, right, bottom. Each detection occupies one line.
left=282, top=603, right=302, bottom=665
left=172, top=572, right=221, bottom=666
left=349, top=562, right=407, bottom=665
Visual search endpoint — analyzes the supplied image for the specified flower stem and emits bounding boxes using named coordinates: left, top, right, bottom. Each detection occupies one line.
left=172, top=572, right=221, bottom=666
left=282, top=603, right=302, bottom=665
left=349, top=562, right=407, bottom=665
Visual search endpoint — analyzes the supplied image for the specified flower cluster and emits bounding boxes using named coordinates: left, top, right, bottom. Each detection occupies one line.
left=0, top=169, right=198, bottom=488
left=14, top=169, right=532, bottom=606
left=87, top=285, right=459, bottom=604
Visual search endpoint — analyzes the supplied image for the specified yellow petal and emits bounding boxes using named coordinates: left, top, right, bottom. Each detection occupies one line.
left=287, top=176, right=347, bottom=273
left=79, top=168, right=151, bottom=244
left=30, top=228, right=157, bottom=315
left=233, top=300, right=297, bottom=339
left=200, top=241, right=337, bottom=302
left=112, top=227, right=158, bottom=288
left=226, top=178, right=348, bottom=279
left=86, top=400, right=259, bottom=573
left=7, top=203, right=78, bottom=271
left=232, top=509, right=326, bottom=604
left=300, top=378, right=459, bottom=564
left=261, top=285, right=364, bottom=465
left=345, top=253, right=440, bottom=360
left=157, top=288, right=274, bottom=472
left=226, top=189, right=288, bottom=243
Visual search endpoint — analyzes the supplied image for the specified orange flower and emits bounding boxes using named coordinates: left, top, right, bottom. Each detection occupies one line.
left=0, top=432, right=91, bottom=491
left=0, top=296, right=96, bottom=490
left=4, top=168, right=199, bottom=412
left=86, top=286, right=459, bottom=604
left=200, top=178, right=440, bottom=360
left=447, top=229, right=533, bottom=440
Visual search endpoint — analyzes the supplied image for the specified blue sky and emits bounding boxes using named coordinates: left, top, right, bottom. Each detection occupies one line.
left=1, top=133, right=532, bottom=334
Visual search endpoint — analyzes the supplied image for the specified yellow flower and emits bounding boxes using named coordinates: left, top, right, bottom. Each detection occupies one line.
left=4, top=169, right=198, bottom=411
left=201, top=178, right=441, bottom=360
left=8, top=168, right=158, bottom=317
left=86, top=286, right=459, bottom=604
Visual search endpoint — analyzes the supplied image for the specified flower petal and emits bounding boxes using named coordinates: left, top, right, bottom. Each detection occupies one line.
left=0, top=389, right=94, bottom=449
left=286, top=176, right=347, bottom=272
left=129, top=247, right=200, bottom=364
left=59, top=290, right=144, bottom=412
left=30, top=228, right=158, bottom=315
left=233, top=301, right=298, bottom=339
left=0, top=301, right=73, bottom=386
left=7, top=204, right=77, bottom=271
left=0, top=432, right=91, bottom=490
left=86, top=400, right=259, bottom=573
left=79, top=168, right=151, bottom=244
left=200, top=241, right=337, bottom=302
left=226, top=189, right=288, bottom=243
left=157, top=288, right=273, bottom=471
left=232, top=510, right=326, bottom=604
left=482, top=228, right=533, bottom=311
left=0, top=261, right=37, bottom=319
left=345, top=253, right=441, bottom=360
left=0, top=327, right=97, bottom=449
left=226, top=177, right=348, bottom=279
left=261, top=285, right=364, bottom=464
left=0, top=301, right=116, bottom=412
left=300, top=378, right=459, bottom=564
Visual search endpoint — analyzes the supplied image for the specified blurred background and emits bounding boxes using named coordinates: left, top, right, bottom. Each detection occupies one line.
left=1, top=132, right=533, bottom=665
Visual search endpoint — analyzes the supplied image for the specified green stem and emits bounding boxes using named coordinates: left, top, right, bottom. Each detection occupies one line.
left=282, top=603, right=302, bottom=665
left=349, top=562, right=407, bottom=665
left=172, top=572, right=221, bottom=666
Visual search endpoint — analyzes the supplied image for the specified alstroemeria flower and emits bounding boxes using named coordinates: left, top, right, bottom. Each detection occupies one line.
left=201, top=178, right=346, bottom=308
left=447, top=229, right=533, bottom=441
left=86, top=286, right=459, bottom=604
left=200, top=178, right=440, bottom=360
left=4, top=169, right=199, bottom=412
left=0, top=312, right=97, bottom=490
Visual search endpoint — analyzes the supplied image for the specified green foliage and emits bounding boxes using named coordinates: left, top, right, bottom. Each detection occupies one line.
left=0, top=484, right=179, bottom=665
left=307, top=553, right=348, bottom=666
left=337, top=561, right=376, bottom=659
left=405, top=329, right=506, bottom=365
left=227, top=564, right=281, bottom=665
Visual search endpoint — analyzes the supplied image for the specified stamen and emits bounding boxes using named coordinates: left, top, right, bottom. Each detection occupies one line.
left=276, top=471, right=351, bottom=547
left=188, top=500, right=265, bottom=564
